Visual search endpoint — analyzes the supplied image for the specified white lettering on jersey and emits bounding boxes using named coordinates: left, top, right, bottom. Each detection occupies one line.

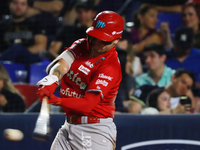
left=95, top=79, right=108, bottom=87
left=67, top=71, right=87, bottom=90
left=60, top=88, right=84, bottom=98
left=98, top=73, right=113, bottom=81
left=85, top=61, right=94, bottom=68
left=78, top=65, right=90, bottom=75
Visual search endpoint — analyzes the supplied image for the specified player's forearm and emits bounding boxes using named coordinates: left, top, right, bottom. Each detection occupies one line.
left=33, top=1, right=63, bottom=13
left=49, top=59, right=70, bottom=81
left=46, top=50, right=75, bottom=80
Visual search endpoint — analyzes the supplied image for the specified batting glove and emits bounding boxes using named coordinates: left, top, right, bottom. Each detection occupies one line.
left=48, top=94, right=62, bottom=106
left=37, top=75, right=59, bottom=101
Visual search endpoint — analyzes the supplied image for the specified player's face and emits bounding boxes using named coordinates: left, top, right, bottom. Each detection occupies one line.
left=10, top=0, right=28, bottom=19
left=182, top=6, right=199, bottom=29
left=157, top=91, right=171, bottom=111
left=144, top=51, right=165, bottom=71
left=139, top=8, right=158, bottom=29
left=172, top=73, right=193, bottom=96
left=88, top=36, right=118, bottom=54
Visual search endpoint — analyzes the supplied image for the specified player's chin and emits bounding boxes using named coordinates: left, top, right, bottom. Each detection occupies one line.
left=92, top=47, right=103, bottom=53
left=97, top=49, right=108, bottom=54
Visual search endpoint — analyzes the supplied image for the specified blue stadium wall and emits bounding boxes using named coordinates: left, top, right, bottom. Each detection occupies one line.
left=1, top=114, right=200, bottom=150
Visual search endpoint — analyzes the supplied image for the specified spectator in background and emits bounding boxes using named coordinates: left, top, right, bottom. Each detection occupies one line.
left=144, top=87, right=171, bottom=114
left=165, top=26, right=200, bottom=95
left=182, top=1, right=200, bottom=49
left=117, top=29, right=143, bottom=77
left=48, top=0, right=97, bottom=59
left=0, top=64, right=25, bottom=112
left=142, top=88, right=192, bottom=114
left=136, top=43, right=175, bottom=88
left=115, top=32, right=136, bottom=112
left=129, top=69, right=195, bottom=113
left=130, top=4, right=173, bottom=64
left=25, top=0, right=65, bottom=41
left=165, top=69, right=195, bottom=110
left=126, top=48, right=143, bottom=77
left=171, top=95, right=192, bottom=114
left=128, top=84, right=158, bottom=113
left=125, top=0, right=188, bottom=22
left=131, top=4, right=161, bottom=53
left=0, top=0, right=47, bottom=65
left=26, top=0, right=64, bottom=18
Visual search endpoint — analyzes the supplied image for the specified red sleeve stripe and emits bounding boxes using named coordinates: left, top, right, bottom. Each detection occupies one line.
left=68, top=49, right=76, bottom=58
left=86, top=89, right=104, bottom=98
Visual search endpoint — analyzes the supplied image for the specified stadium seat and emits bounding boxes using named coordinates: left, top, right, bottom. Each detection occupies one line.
left=29, top=61, right=50, bottom=85
left=14, top=83, right=38, bottom=108
left=0, top=61, right=25, bottom=83
left=156, top=12, right=183, bottom=34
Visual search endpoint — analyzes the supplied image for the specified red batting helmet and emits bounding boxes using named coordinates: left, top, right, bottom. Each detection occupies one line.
left=86, top=11, right=124, bottom=42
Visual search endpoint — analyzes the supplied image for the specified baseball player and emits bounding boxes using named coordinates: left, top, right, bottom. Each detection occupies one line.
left=37, top=11, right=124, bottom=150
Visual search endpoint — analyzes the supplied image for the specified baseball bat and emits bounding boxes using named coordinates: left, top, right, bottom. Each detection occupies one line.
left=33, top=96, right=51, bottom=141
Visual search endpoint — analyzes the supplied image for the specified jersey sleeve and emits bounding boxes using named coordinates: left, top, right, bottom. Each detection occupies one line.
left=67, top=38, right=87, bottom=58
left=86, top=63, right=122, bottom=98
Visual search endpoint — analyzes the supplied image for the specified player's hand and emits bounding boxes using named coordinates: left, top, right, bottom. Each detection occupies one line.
left=37, top=75, right=59, bottom=101
left=48, top=94, right=62, bottom=106
left=37, top=88, right=61, bottom=105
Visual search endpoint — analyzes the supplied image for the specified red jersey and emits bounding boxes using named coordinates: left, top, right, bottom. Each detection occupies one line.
left=60, top=38, right=122, bottom=118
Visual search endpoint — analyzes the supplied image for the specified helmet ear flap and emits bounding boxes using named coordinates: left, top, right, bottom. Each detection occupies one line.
left=87, top=34, right=93, bottom=42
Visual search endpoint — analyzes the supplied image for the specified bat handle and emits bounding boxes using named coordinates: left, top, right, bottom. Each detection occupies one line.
left=41, top=96, right=50, bottom=113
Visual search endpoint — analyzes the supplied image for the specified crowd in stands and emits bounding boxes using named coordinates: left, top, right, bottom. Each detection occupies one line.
left=1, top=0, right=200, bottom=114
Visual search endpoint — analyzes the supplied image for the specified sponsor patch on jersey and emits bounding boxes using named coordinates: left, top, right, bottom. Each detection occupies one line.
left=98, top=73, right=113, bottom=81
left=78, top=65, right=90, bottom=75
left=60, top=88, right=84, bottom=98
left=95, top=79, right=108, bottom=87
left=67, top=71, right=87, bottom=90
left=85, top=61, right=94, bottom=68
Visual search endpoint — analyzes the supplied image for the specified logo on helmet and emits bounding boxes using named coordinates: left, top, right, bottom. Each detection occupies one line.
left=96, top=20, right=105, bottom=28
left=112, top=31, right=123, bottom=35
